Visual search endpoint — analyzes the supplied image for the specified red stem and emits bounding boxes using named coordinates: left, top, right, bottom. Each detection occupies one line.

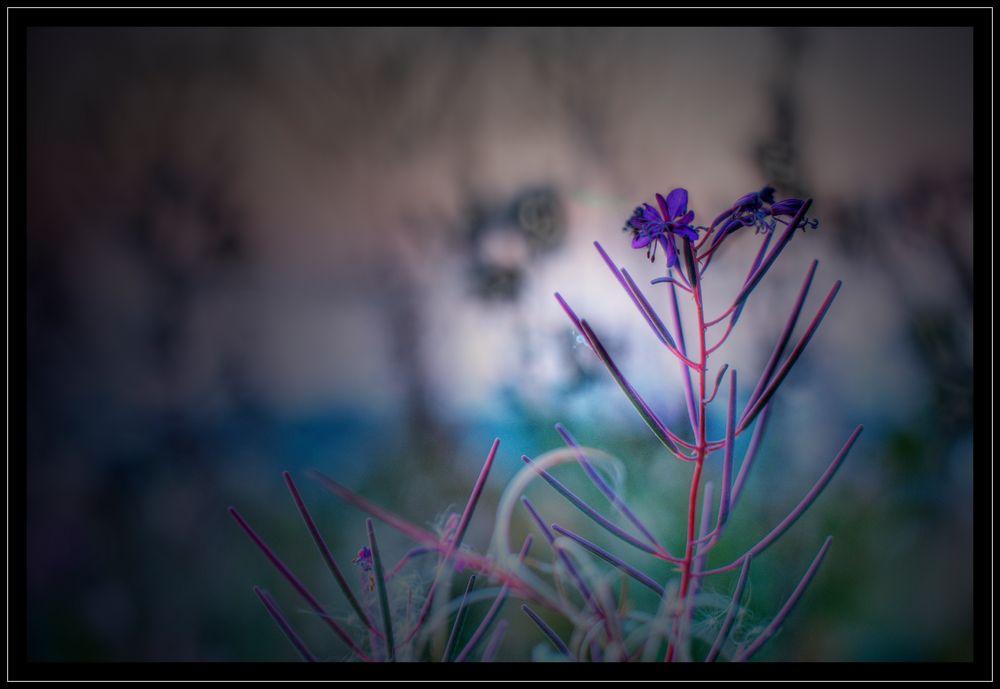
left=665, top=272, right=708, bottom=662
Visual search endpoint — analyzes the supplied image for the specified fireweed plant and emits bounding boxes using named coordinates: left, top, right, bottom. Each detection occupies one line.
left=229, top=186, right=862, bottom=662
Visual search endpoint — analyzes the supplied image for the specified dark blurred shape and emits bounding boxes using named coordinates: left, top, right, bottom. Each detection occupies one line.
left=744, top=25, right=973, bottom=663
left=464, top=186, right=565, bottom=301
left=379, top=266, right=458, bottom=466
left=754, top=27, right=809, bottom=199
left=127, top=160, right=245, bottom=377
left=831, top=166, right=973, bottom=439
left=516, top=187, right=564, bottom=253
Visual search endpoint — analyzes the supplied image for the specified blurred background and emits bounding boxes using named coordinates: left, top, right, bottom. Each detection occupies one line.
left=26, top=26, right=973, bottom=662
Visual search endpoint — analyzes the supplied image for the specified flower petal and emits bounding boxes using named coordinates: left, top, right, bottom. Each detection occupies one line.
left=675, top=225, right=699, bottom=242
left=731, top=191, right=760, bottom=210
left=723, top=218, right=747, bottom=234
left=709, top=218, right=747, bottom=252
left=632, top=233, right=653, bottom=248
left=666, top=188, right=689, bottom=219
left=710, top=208, right=735, bottom=229
left=662, top=235, right=679, bottom=268
left=675, top=210, right=695, bottom=226
left=655, top=194, right=671, bottom=220
left=769, top=199, right=804, bottom=217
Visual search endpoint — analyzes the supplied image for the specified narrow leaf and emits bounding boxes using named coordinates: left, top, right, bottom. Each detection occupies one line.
left=716, top=370, right=737, bottom=531
left=707, top=363, right=729, bottom=404
left=693, top=482, right=714, bottom=579
left=253, top=586, right=318, bottom=662
left=452, top=437, right=501, bottom=549
left=521, top=604, right=572, bottom=657
left=366, top=518, right=395, bottom=661
left=228, top=507, right=371, bottom=662
left=283, top=471, right=375, bottom=634
left=730, top=404, right=772, bottom=510
left=734, top=537, right=833, bottom=662
left=592, top=241, right=680, bottom=352
left=442, top=575, right=476, bottom=662
left=701, top=425, right=862, bottom=576
left=621, top=268, right=699, bottom=369
left=746, top=227, right=775, bottom=280
left=704, top=556, right=752, bottom=662
left=732, top=199, right=814, bottom=310
left=521, top=454, right=682, bottom=563
left=744, top=260, right=818, bottom=413
left=454, top=535, right=532, bottom=662
left=682, top=236, right=699, bottom=289
left=406, top=438, right=501, bottom=643
left=555, top=292, right=689, bottom=455
left=556, top=423, right=661, bottom=547
left=739, top=280, right=841, bottom=434
left=481, top=620, right=508, bottom=662
left=551, top=523, right=664, bottom=596
left=665, top=273, right=701, bottom=433
left=579, top=319, right=684, bottom=456
left=522, top=497, right=595, bottom=610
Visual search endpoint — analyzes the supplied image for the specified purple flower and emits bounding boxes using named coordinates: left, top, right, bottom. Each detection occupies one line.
left=623, top=189, right=699, bottom=267
left=353, top=546, right=373, bottom=572
left=353, top=546, right=376, bottom=592
left=708, top=186, right=818, bottom=252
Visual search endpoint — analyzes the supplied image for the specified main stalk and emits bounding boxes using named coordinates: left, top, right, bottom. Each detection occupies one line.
left=665, top=272, right=708, bottom=662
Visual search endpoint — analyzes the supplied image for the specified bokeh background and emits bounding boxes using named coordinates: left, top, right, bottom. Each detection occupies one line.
left=26, top=26, right=974, bottom=662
